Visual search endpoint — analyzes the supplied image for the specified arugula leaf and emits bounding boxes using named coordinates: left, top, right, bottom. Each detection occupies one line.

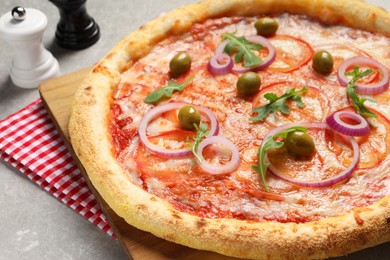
left=144, top=76, right=194, bottom=104
left=250, top=87, right=308, bottom=122
left=252, top=126, right=307, bottom=192
left=187, top=123, right=209, bottom=162
left=345, top=66, right=377, bottom=117
left=222, top=33, right=263, bottom=68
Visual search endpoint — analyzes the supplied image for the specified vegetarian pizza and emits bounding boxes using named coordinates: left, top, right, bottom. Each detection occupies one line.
left=69, top=0, right=390, bottom=259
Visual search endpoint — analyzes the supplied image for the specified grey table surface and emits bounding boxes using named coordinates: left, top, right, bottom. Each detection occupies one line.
left=0, top=0, right=389, bottom=259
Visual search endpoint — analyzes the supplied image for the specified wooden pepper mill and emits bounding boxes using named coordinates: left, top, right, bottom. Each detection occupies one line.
left=49, top=0, right=100, bottom=50
left=0, top=6, right=60, bottom=89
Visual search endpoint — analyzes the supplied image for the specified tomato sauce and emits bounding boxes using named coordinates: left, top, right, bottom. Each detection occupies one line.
left=111, top=14, right=390, bottom=223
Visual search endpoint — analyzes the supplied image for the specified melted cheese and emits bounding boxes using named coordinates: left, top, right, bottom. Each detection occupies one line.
left=112, top=14, right=390, bottom=223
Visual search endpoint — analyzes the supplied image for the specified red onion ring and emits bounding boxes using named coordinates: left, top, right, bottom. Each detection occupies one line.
left=138, top=102, right=219, bottom=158
left=196, top=135, right=240, bottom=174
left=337, top=56, right=389, bottom=94
left=215, top=40, right=229, bottom=56
left=207, top=53, right=234, bottom=75
left=326, top=111, right=370, bottom=136
left=263, top=122, right=360, bottom=188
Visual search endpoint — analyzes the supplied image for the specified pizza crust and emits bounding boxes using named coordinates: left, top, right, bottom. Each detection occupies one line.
left=69, top=0, right=390, bottom=258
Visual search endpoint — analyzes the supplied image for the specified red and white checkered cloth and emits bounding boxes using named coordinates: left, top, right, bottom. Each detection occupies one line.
left=0, top=99, right=115, bottom=237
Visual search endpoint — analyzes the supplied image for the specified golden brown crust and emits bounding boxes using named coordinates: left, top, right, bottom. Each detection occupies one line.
left=69, top=0, right=390, bottom=259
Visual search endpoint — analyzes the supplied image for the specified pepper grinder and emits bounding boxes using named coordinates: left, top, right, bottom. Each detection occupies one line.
left=0, top=7, right=60, bottom=89
left=49, top=0, right=100, bottom=50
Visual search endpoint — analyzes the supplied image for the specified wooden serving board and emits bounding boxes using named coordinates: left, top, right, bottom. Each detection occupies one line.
left=38, top=69, right=389, bottom=260
left=38, top=68, right=234, bottom=260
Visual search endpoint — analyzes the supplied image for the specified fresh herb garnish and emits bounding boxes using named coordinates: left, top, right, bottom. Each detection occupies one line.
left=345, top=66, right=377, bottom=117
left=144, top=76, right=194, bottom=104
left=187, top=123, right=209, bottom=162
left=250, top=87, right=308, bottom=122
left=222, top=33, right=263, bottom=68
left=252, top=126, right=307, bottom=192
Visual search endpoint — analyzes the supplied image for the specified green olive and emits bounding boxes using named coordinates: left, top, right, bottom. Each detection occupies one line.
left=237, top=72, right=261, bottom=97
left=285, top=131, right=315, bottom=157
left=255, top=17, right=279, bottom=37
left=312, top=50, right=334, bottom=75
left=169, top=52, right=192, bottom=76
left=178, top=105, right=201, bottom=130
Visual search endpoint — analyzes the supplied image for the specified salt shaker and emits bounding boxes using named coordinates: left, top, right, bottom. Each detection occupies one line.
left=0, top=7, right=60, bottom=89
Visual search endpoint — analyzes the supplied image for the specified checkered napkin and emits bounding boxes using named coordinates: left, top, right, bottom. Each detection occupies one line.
left=0, top=99, right=115, bottom=237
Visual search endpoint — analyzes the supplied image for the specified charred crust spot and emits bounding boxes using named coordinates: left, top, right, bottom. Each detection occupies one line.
left=137, top=204, right=147, bottom=211
left=80, top=91, right=96, bottom=105
left=85, top=86, right=92, bottom=91
left=386, top=217, right=390, bottom=224
left=163, top=234, right=175, bottom=241
left=277, top=229, right=286, bottom=236
left=311, top=223, right=325, bottom=232
left=105, top=53, right=114, bottom=60
left=92, top=65, right=114, bottom=78
left=171, top=212, right=182, bottom=220
left=196, top=218, right=208, bottom=229
left=292, top=225, right=298, bottom=233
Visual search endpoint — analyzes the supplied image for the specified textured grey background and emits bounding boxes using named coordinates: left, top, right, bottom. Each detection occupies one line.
left=0, top=0, right=389, bottom=259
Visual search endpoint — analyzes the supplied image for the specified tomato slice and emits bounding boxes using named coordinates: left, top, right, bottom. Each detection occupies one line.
left=133, top=129, right=196, bottom=178
left=344, top=65, right=381, bottom=85
left=355, top=109, right=390, bottom=169
left=317, top=44, right=371, bottom=70
left=304, top=44, right=372, bottom=83
left=110, top=105, right=137, bottom=152
left=266, top=35, right=314, bottom=73
left=267, top=128, right=354, bottom=183
left=147, top=129, right=194, bottom=147
left=110, top=125, right=138, bottom=153
left=252, top=81, right=330, bottom=126
left=324, top=107, right=390, bottom=169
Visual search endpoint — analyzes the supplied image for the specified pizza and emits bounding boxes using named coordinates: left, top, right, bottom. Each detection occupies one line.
left=68, top=0, right=390, bottom=259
